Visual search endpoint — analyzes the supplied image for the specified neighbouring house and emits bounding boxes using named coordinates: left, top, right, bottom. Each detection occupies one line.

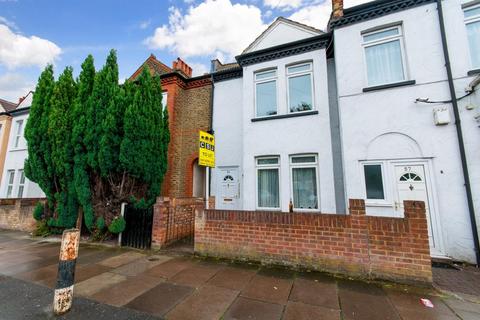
left=206, top=0, right=480, bottom=267
left=330, top=0, right=480, bottom=264
left=0, top=92, right=45, bottom=199
left=0, top=97, right=17, bottom=183
left=130, top=55, right=212, bottom=199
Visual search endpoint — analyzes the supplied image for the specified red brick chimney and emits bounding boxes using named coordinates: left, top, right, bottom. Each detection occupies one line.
left=18, top=96, right=25, bottom=104
left=332, top=0, right=344, bottom=18
left=172, top=57, right=192, bottom=78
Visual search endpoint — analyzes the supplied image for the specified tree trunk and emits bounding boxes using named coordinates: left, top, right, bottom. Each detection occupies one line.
left=76, top=206, right=84, bottom=231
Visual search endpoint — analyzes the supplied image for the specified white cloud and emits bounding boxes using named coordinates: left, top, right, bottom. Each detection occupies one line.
left=0, top=24, right=62, bottom=69
left=139, top=19, right=151, bottom=30
left=0, top=73, right=34, bottom=101
left=0, top=16, right=18, bottom=31
left=264, top=0, right=304, bottom=10
left=288, top=0, right=371, bottom=30
left=188, top=61, right=210, bottom=76
left=145, top=0, right=266, bottom=60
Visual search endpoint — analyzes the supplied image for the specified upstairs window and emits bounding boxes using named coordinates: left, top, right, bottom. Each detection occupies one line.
left=256, top=156, right=280, bottom=209
left=362, top=25, right=406, bottom=86
left=287, top=63, right=314, bottom=113
left=255, top=70, right=277, bottom=117
left=162, top=91, right=168, bottom=110
left=464, top=5, right=480, bottom=69
left=13, top=119, right=24, bottom=149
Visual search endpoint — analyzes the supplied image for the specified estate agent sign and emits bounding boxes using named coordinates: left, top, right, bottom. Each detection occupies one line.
left=199, top=130, right=215, bottom=167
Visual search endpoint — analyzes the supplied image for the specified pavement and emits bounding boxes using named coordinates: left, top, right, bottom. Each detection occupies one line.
left=1, top=229, right=480, bottom=320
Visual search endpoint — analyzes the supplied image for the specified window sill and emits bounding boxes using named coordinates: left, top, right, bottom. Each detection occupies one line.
left=251, top=110, right=318, bottom=122
left=10, top=148, right=27, bottom=152
left=362, top=80, right=416, bottom=92
left=468, top=69, right=480, bottom=76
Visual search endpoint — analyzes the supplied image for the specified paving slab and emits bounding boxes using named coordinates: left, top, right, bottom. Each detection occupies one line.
left=223, top=297, right=284, bottom=320
left=144, top=257, right=197, bottom=279
left=75, top=272, right=127, bottom=297
left=126, top=282, right=193, bottom=317
left=283, top=301, right=341, bottom=320
left=443, top=297, right=480, bottom=314
left=207, top=265, right=257, bottom=291
left=74, top=263, right=113, bottom=283
left=0, top=255, right=58, bottom=276
left=166, top=284, right=239, bottom=320
left=290, top=276, right=339, bottom=309
left=338, top=280, right=401, bottom=320
left=169, top=262, right=222, bottom=288
left=111, top=255, right=172, bottom=276
left=90, top=274, right=164, bottom=307
left=385, top=289, right=459, bottom=320
left=15, top=263, right=58, bottom=283
left=241, top=274, right=293, bottom=305
left=98, top=251, right=145, bottom=268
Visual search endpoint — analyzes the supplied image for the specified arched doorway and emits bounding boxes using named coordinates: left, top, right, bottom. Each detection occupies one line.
left=192, top=159, right=206, bottom=198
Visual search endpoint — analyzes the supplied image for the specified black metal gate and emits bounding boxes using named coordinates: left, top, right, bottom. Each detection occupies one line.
left=121, top=205, right=153, bottom=250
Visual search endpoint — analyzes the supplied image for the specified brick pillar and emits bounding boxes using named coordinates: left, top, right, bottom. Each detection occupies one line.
left=348, top=199, right=370, bottom=267
left=152, top=197, right=170, bottom=249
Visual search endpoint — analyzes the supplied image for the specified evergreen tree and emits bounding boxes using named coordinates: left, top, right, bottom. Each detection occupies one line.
left=48, top=66, right=78, bottom=227
left=72, top=55, right=96, bottom=230
left=24, top=65, right=56, bottom=209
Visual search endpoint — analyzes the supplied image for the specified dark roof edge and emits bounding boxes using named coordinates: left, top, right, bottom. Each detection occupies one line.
left=329, top=0, right=436, bottom=29
left=236, top=32, right=332, bottom=67
left=9, top=106, right=30, bottom=116
left=159, top=71, right=211, bottom=83
left=212, top=67, right=243, bottom=82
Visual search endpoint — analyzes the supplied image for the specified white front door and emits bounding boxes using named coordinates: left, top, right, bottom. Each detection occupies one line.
left=394, top=164, right=442, bottom=256
left=219, top=167, right=240, bottom=209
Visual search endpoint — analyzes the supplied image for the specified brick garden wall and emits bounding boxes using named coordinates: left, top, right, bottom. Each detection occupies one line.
left=195, top=199, right=432, bottom=284
left=152, top=197, right=204, bottom=248
left=0, top=198, right=45, bottom=232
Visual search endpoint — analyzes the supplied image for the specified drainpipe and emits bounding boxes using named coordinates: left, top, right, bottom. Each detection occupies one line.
left=437, top=0, right=480, bottom=266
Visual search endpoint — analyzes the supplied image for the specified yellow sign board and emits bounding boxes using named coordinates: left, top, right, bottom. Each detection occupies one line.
left=199, top=130, right=215, bottom=167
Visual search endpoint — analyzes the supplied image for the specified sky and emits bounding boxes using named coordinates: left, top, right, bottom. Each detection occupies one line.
left=0, top=0, right=370, bottom=101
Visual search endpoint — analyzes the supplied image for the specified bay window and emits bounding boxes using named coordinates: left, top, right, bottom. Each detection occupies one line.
left=287, top=63, right=313, bottom=113
left=255, top=70, right=278, bottom=117
left=17, top=170, right=25, bottom=198
left=256, top=156, right=280, bottom=209
left=362, top=25, right=407, bottom=86
left=290, top=155, right=318, bottom=210
left=464, top=5, right=480, bottom=69
left=6, top=170, right=14, bottom=198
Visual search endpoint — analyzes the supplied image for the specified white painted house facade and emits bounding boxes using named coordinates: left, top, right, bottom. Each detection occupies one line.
left=211, top=0, right=480, bottom=264
left=331, top=0, right=480, bottom=263
left=0, top=93, right=45, bottom=199
left=211, top=18, right=340, bottom=214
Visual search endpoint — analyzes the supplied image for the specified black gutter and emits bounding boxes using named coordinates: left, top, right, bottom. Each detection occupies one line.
left=437, top=0, right=480, bottom=266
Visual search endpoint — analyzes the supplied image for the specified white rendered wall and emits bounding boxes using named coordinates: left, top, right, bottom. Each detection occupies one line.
left=241, top=49, right=336, bottom=213
left=334, top=1, right=479, bottom=263
left=1, top=113, right=45, bottom=199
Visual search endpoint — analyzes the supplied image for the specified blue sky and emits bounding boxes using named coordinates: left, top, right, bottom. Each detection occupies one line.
left=0, top=0, right=368, bottom=101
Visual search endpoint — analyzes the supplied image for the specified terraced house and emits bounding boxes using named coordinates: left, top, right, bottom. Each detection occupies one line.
left=208, top=0, right=480, bottom=267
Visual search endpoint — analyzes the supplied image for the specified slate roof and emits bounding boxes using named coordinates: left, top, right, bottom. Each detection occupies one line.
left=0, top=98, right=17, bottom=112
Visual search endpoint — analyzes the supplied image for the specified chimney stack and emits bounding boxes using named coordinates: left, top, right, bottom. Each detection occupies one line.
left=332, top=0, right=344, bottom=18
left=172, top=57, right=193, bottom=77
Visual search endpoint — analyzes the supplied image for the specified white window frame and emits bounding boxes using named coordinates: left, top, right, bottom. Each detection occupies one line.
left=13, top=119, right=24, bottom=149
left=6, top=170, right=15, bottom=198
left=162, top=91, right=168, bottom=110
left=464, top=3, right=480, bottom=70
left=289, top=154, right=320, bottom=211
left=362, top=25, right=408, bottom=87
left=255, top=156, right=281, bottom=210
left=360, top=161, right=389, bottom=206
left=17, top=169, right=25, bottom=198
left=254, top=69, right=278, bottom=118
left=286, top=62, right=315, bottom=114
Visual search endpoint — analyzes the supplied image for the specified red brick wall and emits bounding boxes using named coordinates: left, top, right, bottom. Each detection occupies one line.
left=195, top=199, right=432, bottom=284
left=152, top=197, right=204, bottom=248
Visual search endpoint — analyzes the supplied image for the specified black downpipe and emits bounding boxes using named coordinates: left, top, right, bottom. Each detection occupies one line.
left=437, top=0, right=480, bottom=266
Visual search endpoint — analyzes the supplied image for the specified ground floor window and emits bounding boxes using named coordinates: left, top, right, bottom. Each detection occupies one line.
left=6, top=170, right=14, bottom=198
left=363, top=163, right=385, bottom=200
left=256, top=157, right=280, bottom=209
left=290, top=154, right=318, bottom=209
left=17, top=170, right=25, bottom=198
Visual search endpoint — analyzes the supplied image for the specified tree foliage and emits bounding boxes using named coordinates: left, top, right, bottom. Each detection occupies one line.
left=25, top=50, right=170, bottom=232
